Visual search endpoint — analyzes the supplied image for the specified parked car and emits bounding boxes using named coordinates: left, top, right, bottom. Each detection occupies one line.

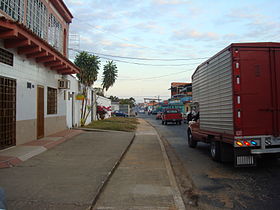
left=138, top=109, right=145, bottom=114
left=113, top=111, right=128, bottom=117
left=156, top=112, right=162, bottom=120
left=151, top=110, right=158, bottom=115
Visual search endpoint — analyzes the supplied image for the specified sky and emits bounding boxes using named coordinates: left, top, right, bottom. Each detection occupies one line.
left=64, top=0, right=280, bottom=102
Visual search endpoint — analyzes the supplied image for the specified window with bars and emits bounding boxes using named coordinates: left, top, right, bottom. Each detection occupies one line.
left=48, top=14, right=63, bottom=52
left=0, top=0, right=24, bottom=23
left=1, top=0, right=65, bottom=54
left=26, top=0, right=48, bottom=40
left=47, top=87, right=57, bottom=114
left=0, top=48, right=13, bottom=66
left=0, top=76, right=16, bottom=150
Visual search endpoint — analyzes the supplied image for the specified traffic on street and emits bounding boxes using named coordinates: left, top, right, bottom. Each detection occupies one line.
left=141, top=113, right=280, bottom=209
left=0, top=1, right=279, bottom=209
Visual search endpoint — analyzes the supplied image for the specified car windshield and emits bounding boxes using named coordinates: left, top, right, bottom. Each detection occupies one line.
left=166, top=110, right=179, bottom=114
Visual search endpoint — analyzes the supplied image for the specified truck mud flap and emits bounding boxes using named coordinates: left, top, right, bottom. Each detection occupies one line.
left=234, top=148, right=256, bottom=167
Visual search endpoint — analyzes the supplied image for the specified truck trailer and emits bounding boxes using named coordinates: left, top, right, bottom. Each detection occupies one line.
left=188, top=42, right=280, bottom=167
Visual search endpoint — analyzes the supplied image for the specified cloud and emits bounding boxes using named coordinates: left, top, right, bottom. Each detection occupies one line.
left=64, top=0, right=83, bottom=6
left=133, top=22, right=165, bottom=34
left=172, top=29, right=219, bottom=41
left=224, top=9, right=280, bottom=41
left=153, top=0, right=190, bottom=5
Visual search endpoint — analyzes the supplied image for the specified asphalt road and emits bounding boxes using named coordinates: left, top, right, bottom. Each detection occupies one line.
left=141, top=113, right=280, bottom=210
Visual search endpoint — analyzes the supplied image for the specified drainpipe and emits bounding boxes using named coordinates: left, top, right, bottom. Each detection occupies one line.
left=72, top=91, right=75, bottom=127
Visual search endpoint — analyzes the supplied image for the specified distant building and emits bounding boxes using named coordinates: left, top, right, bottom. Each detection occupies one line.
left=169, top=82, right=192, bottom=113
left=170, top=82, right=192, bottom=97
left=119, top=104, right=131, bottom=116
left=111, top=102, right=120, bottom=112
left=96, top=96, right=112, bottom=119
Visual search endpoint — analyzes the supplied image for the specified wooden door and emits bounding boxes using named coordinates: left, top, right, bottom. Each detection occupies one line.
left=37, top=86, right=44, bottom=139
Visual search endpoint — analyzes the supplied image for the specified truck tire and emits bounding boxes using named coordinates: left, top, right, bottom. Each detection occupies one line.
left=187, top=130, right=197, bottom=148
left=220, top=142, right=234, bottom=162
left=179, top=121, right=182, bottom=125
left=210, top=141, right=221, bottom=161
left=162, top=120, right=164, bottom=125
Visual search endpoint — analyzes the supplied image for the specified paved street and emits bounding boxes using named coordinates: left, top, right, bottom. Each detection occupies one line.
left=142, top=113, right=280, bottom=209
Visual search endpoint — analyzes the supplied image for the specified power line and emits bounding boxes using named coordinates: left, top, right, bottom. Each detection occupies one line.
left=99, top=57, right=201, bottom=66
left=69, top=48, right=202, bottom=67
left=68, top=48, right=208, bottom=61
left=72, top=18, right=210, bottom=58
left=118, top=69, right=191, bottom=81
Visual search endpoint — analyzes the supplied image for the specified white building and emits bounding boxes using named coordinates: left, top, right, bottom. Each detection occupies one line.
left=111, top=102, right=120, bottom=112
left=96, top=96, right=112, bottom=119
left=0, top=0, right=80, bottom=149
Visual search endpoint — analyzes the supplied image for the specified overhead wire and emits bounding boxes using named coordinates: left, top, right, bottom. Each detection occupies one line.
left=68, top=48, right=208, bottom=61
left=69, top=48, right=204, bottom=67
left=118, top=69, right=192, bottom=81
left=72, top=18, right=210, bottom=59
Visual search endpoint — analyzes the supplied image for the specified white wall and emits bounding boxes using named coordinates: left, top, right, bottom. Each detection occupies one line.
left=65, top=75, right=80, bottom=128
left=0, top=41, right=67, bottom=122
left=84, top=88, right=95, bottom=125
left=96, top=96, right=112, bottom=119
left=64, top=77, right=99, bottom=128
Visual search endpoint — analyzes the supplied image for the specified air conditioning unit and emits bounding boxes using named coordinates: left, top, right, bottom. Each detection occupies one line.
left=58, top=79, right=70, bottom=89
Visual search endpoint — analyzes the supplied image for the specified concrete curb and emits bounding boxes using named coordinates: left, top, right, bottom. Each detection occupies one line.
left=145, top=120, right=186, bottom=210
left=0, top=156, right=22, bottom=168
left=73, top=127, right=134, bottom=133
left=89, top=133, right=136, bottom=210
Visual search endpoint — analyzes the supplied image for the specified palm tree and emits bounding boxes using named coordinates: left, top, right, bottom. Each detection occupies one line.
left=102, top=61, right=118, bottom=91
left=74, top=51, right=100, bottom=126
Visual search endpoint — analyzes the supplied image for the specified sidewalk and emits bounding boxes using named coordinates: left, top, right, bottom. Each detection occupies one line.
left=94, top=118, right=185, bottom=210
left=0, top=129, right=135, bottom=210
left=0, top=119, right=185, bottom=210
left=0, top=129, right=83, bottom=168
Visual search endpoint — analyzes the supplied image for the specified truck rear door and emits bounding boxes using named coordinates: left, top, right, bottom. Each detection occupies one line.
left=238, top=47, right=280, bottom=136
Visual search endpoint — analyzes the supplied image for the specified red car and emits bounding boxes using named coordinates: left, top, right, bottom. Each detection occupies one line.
left=161, top=109, right=182, bottom=125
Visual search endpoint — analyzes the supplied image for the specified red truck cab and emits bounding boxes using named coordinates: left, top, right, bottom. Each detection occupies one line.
left=162, top=109, right=182, bottom=125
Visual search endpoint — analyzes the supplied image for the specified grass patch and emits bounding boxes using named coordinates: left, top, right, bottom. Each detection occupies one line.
left=84, top=117, right=139, bottom=132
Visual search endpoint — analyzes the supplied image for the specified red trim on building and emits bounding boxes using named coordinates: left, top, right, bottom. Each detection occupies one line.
left=0, top=17, right=79, bottom=75
left=49, top=0, right=74, bottom=23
